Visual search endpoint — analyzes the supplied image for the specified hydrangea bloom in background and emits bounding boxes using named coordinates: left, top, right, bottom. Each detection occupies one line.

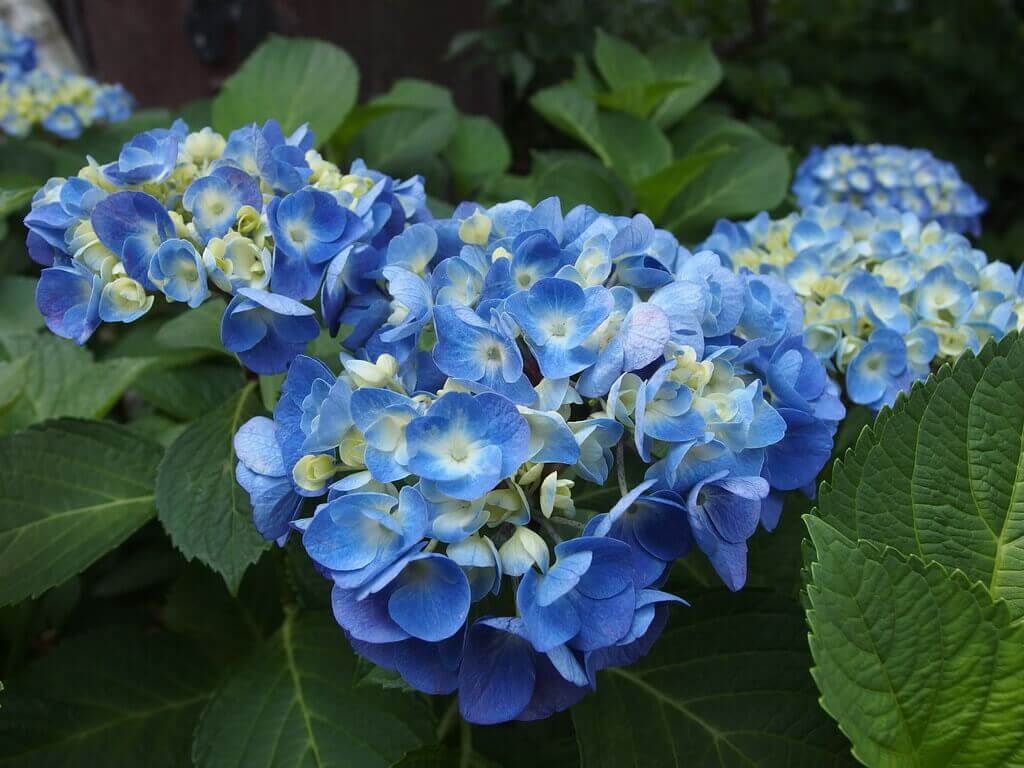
left=25, top=119, right=429, bottom=372
left=701, top=204, right=1024, bottom=410
left=0, top=20, right=36, bottom=80
left=793, top=144, right=987, bottom=236
left=0, top=21, right=132, bottom=139
left=235, top=196, right=844, bottom=723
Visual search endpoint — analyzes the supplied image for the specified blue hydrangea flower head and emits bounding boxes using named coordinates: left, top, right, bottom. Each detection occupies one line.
left=25, top=120, right=428, bottom=361
left=221, top=193, right=844, bottom=724
left=0, top=45, right=132, bottom=139
left=701, top=203, right=1021, bottom=410
left=793, top=144, right=987, bottom=235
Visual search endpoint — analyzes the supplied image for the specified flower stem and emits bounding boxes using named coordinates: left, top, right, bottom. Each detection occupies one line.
left=616, top=441, right=628, bottom=497
left=460, top=719, right=473, bottom=768
left=437, top=698, right=458, bottom=742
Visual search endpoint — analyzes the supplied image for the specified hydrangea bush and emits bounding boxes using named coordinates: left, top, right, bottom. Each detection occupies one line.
left=700, top=204, right=1022, bottom=410
left=24, top=119, right=427, bottom=372
left=8, top=31, right=1023, bottom=767
left=0, top=21, right=132, bottom=139
left=792, top=144, right=987, bottom=236
left=233, top=196, right=843, bottom=722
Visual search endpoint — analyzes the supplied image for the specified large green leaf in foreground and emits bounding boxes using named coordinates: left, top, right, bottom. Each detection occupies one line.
left=0, top=628, right=217, bottom=767
left=814, top=333, right=1024, bottom=617
left=0, top=419, right=163, bottom=606
left=192, top=612, right=435, bottom=768
left=806, top=520, right=1024, bottom=767
left=571, top=589, right=855, bottom=767
left=805, top=332, right=1024, bottom=766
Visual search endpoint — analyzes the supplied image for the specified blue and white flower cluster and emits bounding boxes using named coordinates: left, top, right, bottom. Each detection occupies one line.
left=0, top=20, right=36, bottom=80
left=25, top=119, right=428, bottom=372
left=0, top=69, right=133, bottom=138
left=235, top=197, right=843, bottom=723
left=793, top=144, right=987, bottom=236
left=0, top=21, right=132, bottom=139
left=701, top=204, right=1024, bottom=410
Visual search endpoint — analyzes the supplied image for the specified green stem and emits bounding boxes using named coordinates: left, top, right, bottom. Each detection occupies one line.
left=616, top=441, right=628, bottom=497
left=436, top=698, right=459, bottom=743
left=460, top=718, right=473, bottom=768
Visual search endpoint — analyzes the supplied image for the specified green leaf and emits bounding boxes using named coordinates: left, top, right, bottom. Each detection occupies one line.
left=0, top=355, right=28, bottom=416
left=332, top=79, right=453, bottom=151
left=154, top=298, right=228, bottom=354
left=192, top=611, right=435, bottom=767
left=815, top=334, right=1024, bottom=618
left=213, top=36, right=358, bottom=140
left=155, top=383, right=268, bottom=593
left=478, top=174, right=538, bottom=208
left=633, top=147, right=729, bottom=221
left=133, top=362, right=246, bottom=421
left=179, top=98, right=213, bottom=128
left=393, top=747, right=496, bottom=768
left=352, top=108, right=458, bottom=175
left=571, top=588, right=855, bottom=767
left=162, top=557, right=282, bottom=664
left=0, top=187, right=35, bottom=217
left=530, top=83, right=611, bottom=166
left=531, top=151, right=630, bottom=214
left=595, top=78, right=692, bottom=120
left=596, top=112, right=672, bottom=184
left=0, top=419, right=163, bottom=606
left=0, top=627, right=217, bottom=767
left=649, top=40, right=723, bottom=128
left=126, top=414, right=188, bottom=448
left=444, top=114, right=511, bottom=183
left=805, top=517, right=1024, bottom=767
left=0, top=276, right=44, bottom=332
left=661, top=139, right=789, bottom=239
left=0, top=333, right=156, bottom=434
left=593, top=29, right=655, bottom=90
left=669, top=111, right=764, bottom=156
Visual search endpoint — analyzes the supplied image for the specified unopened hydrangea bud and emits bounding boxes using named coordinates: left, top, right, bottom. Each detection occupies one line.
left=338, top=173, right=375, bottom=199
left=337, top=427, right=366, bottom=468
left=235, top=204, right=261, bottom=236
left=459, top=211, right=491, bottom=246
left=343, top=354, right=399, bottom=388
left=668, top=345, right=714, bottom=393
left=491, top=245, right=512, bottom=262
left=68, top=219, right=118, bottom=280
left=168, top=210, right=191, bottom=240
left=438, top=378, right=472, bottom=396
left=499, top=526, right=550, bottom=577
left=183, top=127, right=226, bottom=165
left=100, top=277, right=153, bottom=322
left=292, top=453, right=338, bottom=492
left=516, top=462, right=544, bottom=488
left=485, top=485, right=530, bottom=526
left=540, top=471, right=574, bottom=518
